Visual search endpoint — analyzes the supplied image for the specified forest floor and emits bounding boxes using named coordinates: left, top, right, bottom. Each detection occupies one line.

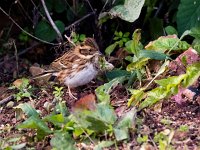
left=0, top=46, right=200, bottom=150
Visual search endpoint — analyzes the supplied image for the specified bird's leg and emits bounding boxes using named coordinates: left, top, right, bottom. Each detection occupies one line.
left=67, top=85, right=77, bottom=99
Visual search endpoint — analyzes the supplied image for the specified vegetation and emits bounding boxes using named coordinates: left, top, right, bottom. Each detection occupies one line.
left=0, top=0, right=200, bottom=149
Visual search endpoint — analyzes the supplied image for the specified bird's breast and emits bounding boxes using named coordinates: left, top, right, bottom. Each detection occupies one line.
left=63, top=63, right=98, bottom=88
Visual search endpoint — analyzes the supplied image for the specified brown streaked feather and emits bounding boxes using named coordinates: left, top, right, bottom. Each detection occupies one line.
left=83, top=38, right=99, bottom=50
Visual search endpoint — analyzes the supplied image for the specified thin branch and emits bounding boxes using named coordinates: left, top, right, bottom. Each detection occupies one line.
left=40, top=0, right=63, bottom=43
left=85, top=0, right=95, bottom=13
left=0, top=6, right=58, bottom=45
left=0, top=95, right=14, bottom=106
left=65, top=12, right=95, bottom=31
left=0, top=43, right=39, bottom=66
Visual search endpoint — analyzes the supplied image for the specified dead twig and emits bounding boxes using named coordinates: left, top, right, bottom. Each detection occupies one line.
left=0, top=43, right=39, bottom=66
left=0, top=6, right=58, bottom=45
left=13, top=40, right=19, bottom=76
left=0, top=95, right=14, bottom=106
left=65, top=12, right=95, bottom=31
left=40, top=0, right=63, bottom=43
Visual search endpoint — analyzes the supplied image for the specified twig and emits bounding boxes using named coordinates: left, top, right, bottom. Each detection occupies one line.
left=85, top=0, right=95, bottom=13
left=13, top=40, right=19, bottom=76
left=0, top=43, right=39, bottom=66
left=40, top=0, right=63, bottom=43
left=0, top=6, right=58, bottom=45
left=0, top=95, right=14, bottom=106
left=65, top=12, right=95, bottom=31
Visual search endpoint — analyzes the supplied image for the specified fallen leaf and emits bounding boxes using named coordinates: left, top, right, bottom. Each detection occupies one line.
left=13, top=79, right=23, bottom=88
left=73, top=93, right=96, bottom=111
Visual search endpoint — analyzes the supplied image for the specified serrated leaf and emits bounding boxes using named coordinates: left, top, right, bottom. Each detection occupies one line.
left=50, top=132, right=76, bottom=150
left=15, top=103, right=39, bottom=117
left=109, top=0, right=145, bottom=22
left=177, top=0, right=200, bottom=34
left=17, top=116, right=52, bottom=140
left=35, top=20, right=64, bottom=42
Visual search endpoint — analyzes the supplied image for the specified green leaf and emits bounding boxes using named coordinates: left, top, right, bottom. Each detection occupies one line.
left=79, top=34, right=86, bottom=41
left=43, top=114, right=66, bottom=127
left=10, top=143, right=26, bottom=150
left=72, top=103, right=117, bottom=132
left=189, top=26, right=200, bottom=39
left=155, top=74, right=186, bottom=87
left=105, top=42, right=118, bottom=56
left=15, top=103, right=39, bottom=117
left=128, top=89, right=145, bottom=107
left=17, top=116, right=52, bottom=140
left=177, top=0, right=200, bottom=34
left=116, top=107, right=137, bottom=129
left=109, top=0, right=145, bottom=22
left=183, top=62, right=200, bottom=87
left=139, top=50, right=171, bottom=60
left=50, top=132, right=76, bottom=150
left=123, top=32, right=130, bottom=37
left=95, top=76, right=127, bottom=103
left=35, top=20, right=65, bottom=42
left=145, top=36, right=190, bottom=53
left=114, top=128, right=129, bottom=141
left=94, top=141, right=115, bottom=150
left=126, top=57, right=149, bottom=72
left=54, top=0, right=66, bottom=13
left=118, top=31, right=123, bottom=37
left=165, top=26, right=178, bottom=35
left=105, top=69, right=130, bottom=81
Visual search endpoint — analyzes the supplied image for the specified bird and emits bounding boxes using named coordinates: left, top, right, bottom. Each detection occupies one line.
left=30, top=38, right=114, bottom=98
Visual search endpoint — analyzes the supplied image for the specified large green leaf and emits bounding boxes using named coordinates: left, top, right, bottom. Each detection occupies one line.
left=17, top=116, right=52, bottom=140
left=99, top=0, right=145, bottom=23
left=109, top=0, right=145, bottom=22
left=139, top=50, right=171, bottom=60
left=35, top=20, right=65, bottom=42
left=50, top=132, right=76, bottom=150
left=177, top=0, right=200, bottom=34
left=95, top=76, right=127, bottom=103
left=145, top=36, right=190, bottom=53
left=15, top=103, right=39, bottom=118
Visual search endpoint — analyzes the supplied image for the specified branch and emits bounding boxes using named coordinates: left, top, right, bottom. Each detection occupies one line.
left=41, top=0, right=63, bottom=43
left=0, top=95, right=14, bottom=106
left=0, top=6, right=58, bottom=45
left=0, top=43, right=39, bottom=66
left=65, top=12, right=95, bottom=31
